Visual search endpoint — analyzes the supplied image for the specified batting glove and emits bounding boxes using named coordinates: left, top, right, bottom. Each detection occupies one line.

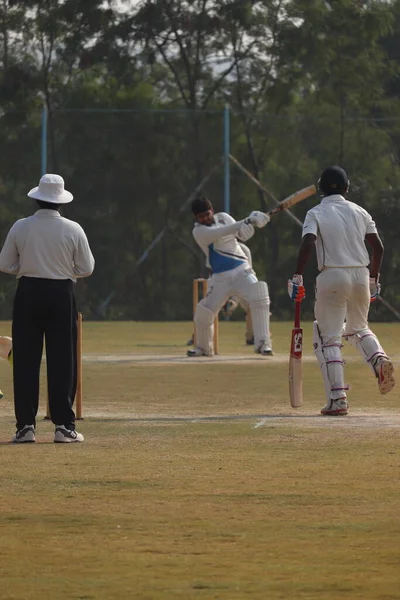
left=221, top=297, right=239, bottom=319
left=288, top=274, right=306, bottom=302
left=369, top=276, right=381, bottom=303
left=248, top=210, right=271, bottom=228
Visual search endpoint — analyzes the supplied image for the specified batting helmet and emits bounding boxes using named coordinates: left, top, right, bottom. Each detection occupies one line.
left=318, top=166, right=349, bottom=196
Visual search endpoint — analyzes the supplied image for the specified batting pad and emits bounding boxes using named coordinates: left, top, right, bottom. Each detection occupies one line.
left=194, top=303, right=215, bottom=356
left=313, top=321, right=348, bottom=402
left=343, top=328, right=387, bottom=374
left=246, top=281, right=271, bottom=351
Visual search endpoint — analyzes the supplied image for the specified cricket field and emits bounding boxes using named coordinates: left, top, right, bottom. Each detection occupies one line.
left=0, top=320, right=399, bottom=600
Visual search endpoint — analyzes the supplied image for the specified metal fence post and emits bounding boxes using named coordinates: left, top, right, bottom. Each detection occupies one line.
left=223, top=104, right=230, bottom=213
left=41, top=105, right=48, bottom=175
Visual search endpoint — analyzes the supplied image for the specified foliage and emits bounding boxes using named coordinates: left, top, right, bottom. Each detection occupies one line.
left=1, top=0, right=400, bottom=320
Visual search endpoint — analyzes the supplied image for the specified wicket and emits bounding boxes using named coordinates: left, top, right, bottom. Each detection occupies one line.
left=45, top=312, right=83, bottom=420
left=192, top=278, right=219, bottom=354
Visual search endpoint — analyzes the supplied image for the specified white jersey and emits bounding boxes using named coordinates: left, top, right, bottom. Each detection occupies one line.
left=302, top=195, right=377, bottom=271
left=238, top=242, right=253, bottom=268
left=192, top=212, right=251, bottom=273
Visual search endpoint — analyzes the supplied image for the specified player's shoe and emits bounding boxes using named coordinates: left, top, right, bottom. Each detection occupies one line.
left=375, top=357, right=395, bottom=395
left=246, top=336, right=254, bottom=346
left=321, top=398, right=349, bottom=416
left=54, top=426, right=84, bottom=443
left=11, top=425, right=36, bottom=443
left=187, top=347, right=210, bottom=357
left=0, top=389, right=3, bottom=399
left=256, top=342, right=274, bottom=356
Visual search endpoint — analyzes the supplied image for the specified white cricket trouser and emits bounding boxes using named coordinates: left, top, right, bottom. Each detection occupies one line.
left=315, top=267, right=370, bottom=341
left=201, top=265, right=258, bottom=313
left=314, top=266, right=389, bottom=402
left=197, top=264, right=271, bottom=351
left=314, top=267, right=386, bottom=403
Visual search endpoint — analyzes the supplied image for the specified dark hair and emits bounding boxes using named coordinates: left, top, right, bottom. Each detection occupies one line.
left=318, top=166, right=349, bottom=196
left=36, top=200, right=62, bottom=211
left=191, top=196, right=213, bottom=215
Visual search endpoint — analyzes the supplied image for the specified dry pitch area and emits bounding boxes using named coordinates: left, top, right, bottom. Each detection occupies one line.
left=0, top=320, right=399, bottom=600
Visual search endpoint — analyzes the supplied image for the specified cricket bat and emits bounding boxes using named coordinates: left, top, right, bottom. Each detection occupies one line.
left=289, top=301, right=303, bottom=408
left=267, top=184, right=316, bottom=218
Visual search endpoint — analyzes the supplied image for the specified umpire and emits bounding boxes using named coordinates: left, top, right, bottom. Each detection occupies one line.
left=0, top=174, right=94, bottom=443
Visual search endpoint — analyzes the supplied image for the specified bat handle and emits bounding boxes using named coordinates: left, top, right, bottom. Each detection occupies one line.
left=294, top=300, right=301, bottom=328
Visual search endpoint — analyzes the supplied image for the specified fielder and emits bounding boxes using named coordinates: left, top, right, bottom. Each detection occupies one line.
left=288, top=166, right=394, bottom=416
left=188, top=196, right=272, bottom=357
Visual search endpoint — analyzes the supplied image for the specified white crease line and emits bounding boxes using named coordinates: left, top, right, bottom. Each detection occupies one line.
left=253, top=418, right=268, bottom=429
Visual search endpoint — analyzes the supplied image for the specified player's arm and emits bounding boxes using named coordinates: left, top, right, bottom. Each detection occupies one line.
left=287, top=234, right=315, bottom=302
left=365, top=232, right=384, bottom=302
left=237, top=211, right=270, bottom=241
left=237, top=222, right=255, bottom=242
left=294, top=210, right=318, bottom=275
left=73, top=226, right=95, bottom=277
left=365, top=217, right=383, bottom=280
left=0, top=224, right=20, bottom=274
left=294, top=233, right=317, bottom=275
left=220, top=210, right=257, bottom=242
left=364, top=210, right=383, bottom=301
left=193, top=220, right=246, bottom=246
left=288, top=211, right=317, bottom=301
left=365, top=233, right=383, bottom=278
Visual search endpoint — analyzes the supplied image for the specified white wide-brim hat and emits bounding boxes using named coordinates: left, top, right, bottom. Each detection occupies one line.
left=27, top=173, right=73, bottom=204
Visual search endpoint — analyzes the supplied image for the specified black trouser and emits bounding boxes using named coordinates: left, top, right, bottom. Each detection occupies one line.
left=12, top=277, right=77, bottom=430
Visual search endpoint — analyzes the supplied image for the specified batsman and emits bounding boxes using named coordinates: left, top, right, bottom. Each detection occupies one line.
left=289, top=166, right=395, bottom=416
left=188, top=196, right=272, bottom=357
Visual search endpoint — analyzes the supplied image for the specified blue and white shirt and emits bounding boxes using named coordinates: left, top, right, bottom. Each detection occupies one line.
left=192, top=212, right=253, bottom=274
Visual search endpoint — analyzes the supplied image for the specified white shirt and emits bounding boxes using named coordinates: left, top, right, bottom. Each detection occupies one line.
left=0, top=209, right=95, bottom=282
left=238, top=242, right=253, bottom=268
left=193, top=212, right=253, bottom=273
left=302, top=195, right=377, bottom=271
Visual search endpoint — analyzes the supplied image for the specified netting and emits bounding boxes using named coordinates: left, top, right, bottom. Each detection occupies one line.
left=1, top=108, right=400, bottom=321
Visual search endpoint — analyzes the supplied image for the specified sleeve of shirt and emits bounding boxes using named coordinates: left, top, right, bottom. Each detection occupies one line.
left=302, top=210, right=318, bottom=237
left=365, top=211, right=378, bottom=235
left=217, top=212, right=236, bottom=225
left=0, top=224, right=20, bottom=275
left=192, top=219, right=245, bottom=246
left=73, top=227, right=95, bottom=277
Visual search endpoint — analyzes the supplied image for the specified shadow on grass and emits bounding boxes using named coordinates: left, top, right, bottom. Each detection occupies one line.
left=0, top=441, right=55, bottom=445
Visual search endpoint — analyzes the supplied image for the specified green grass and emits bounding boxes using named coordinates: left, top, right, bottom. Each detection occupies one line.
left=0, top=320, right=399, bottom=599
